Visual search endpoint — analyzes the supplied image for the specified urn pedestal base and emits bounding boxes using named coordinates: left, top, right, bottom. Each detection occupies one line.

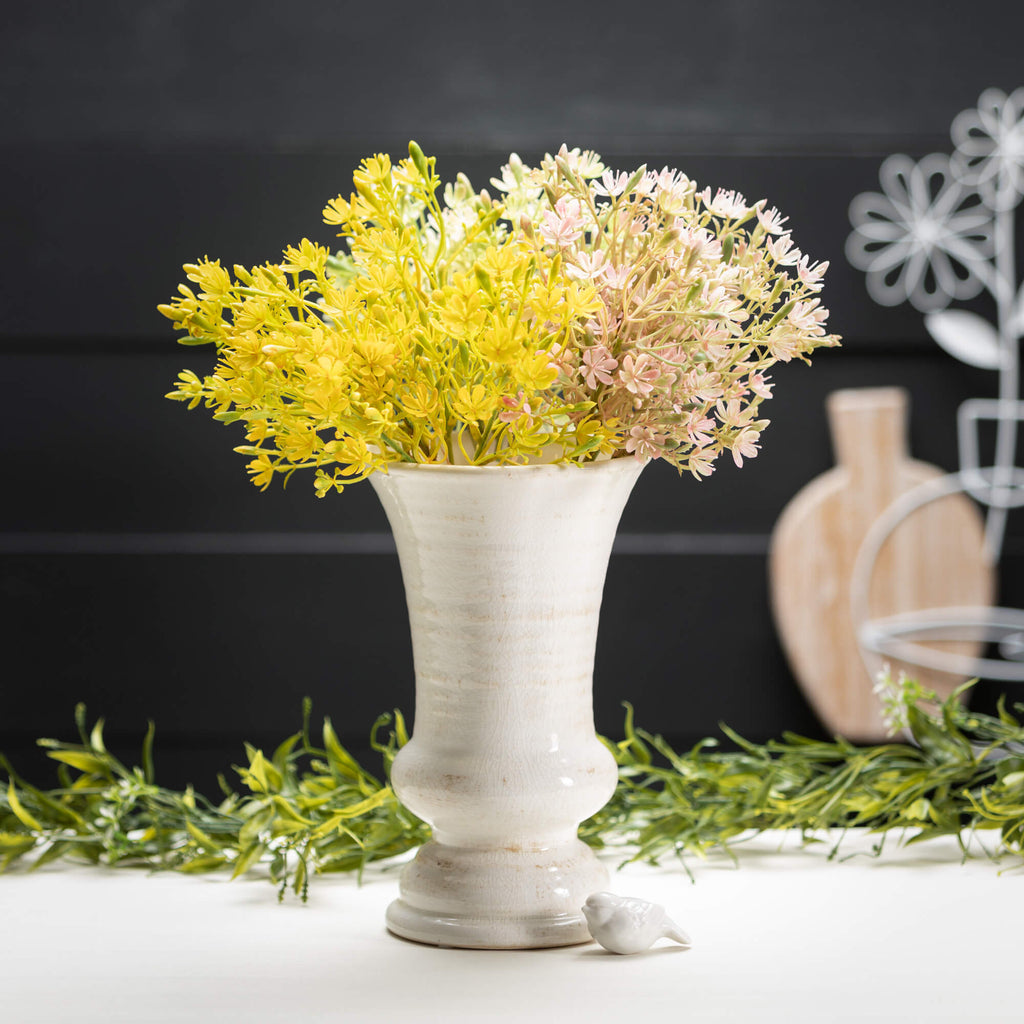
left=385, top=839, right=608, bottom=949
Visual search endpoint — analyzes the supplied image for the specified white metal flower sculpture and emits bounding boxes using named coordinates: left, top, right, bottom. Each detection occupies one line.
left=952, top=86, right=1024, bottom=212
left=847, top=87, right=1024, bottom=559
left=846, top=154, right=992, bottom=313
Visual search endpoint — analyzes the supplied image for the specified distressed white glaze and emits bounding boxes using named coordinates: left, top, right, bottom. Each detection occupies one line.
left=369, top=458, right=644, bottom=949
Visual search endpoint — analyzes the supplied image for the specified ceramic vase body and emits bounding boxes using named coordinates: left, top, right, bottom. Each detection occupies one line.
left=369, top=458, right=644, bottom=949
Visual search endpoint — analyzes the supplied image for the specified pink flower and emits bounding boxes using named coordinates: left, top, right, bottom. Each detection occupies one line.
left=581, top=345, right=618, bottom=389
left=696, top=322, right=732, bottom=358
left=765, top=330, right=805, bottom=362
left=567, top=250, right=608, bottom=280
left=756, top=205, right=789, bottom=235
left=625, top=424, right=666, bottom=459
left=715, top=397, right=754, bottom=428
left=796, top=255, right=829, bottom=289
left=747, top=373, right=774, bottom=399
left=635, top=171, right=658, bottom=196
left=688, top=449, right=716, bottom=479
left=654, top=168, right=691, bottom=213
left=765, top=234, right=802, bottom=267
left=540, top=197, right=585, bottom=248
left=601, top=263, right=633, bottom=290
left=593, top=169, right=630, bottom=197
left=731, top=427, right=761, bottom=468
left=683, top=367, right=725, bottom=403
left=706, top=188, right=750, bottom=219
left=618, top=353, right=660, bottom=396
left=499, top=390, right=534, bottom=423
left=684, top=411, right=715, bottom=447
left=787, top=299, right=829, bottom=333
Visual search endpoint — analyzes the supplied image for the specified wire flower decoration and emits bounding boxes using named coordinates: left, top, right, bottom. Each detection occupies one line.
left=848, top=86, right=1024, bottom=559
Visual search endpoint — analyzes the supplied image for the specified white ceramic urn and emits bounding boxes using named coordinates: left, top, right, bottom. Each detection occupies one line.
left=369, top=457, right=644, bottom=948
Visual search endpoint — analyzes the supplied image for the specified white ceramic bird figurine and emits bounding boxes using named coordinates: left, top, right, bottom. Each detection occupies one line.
left=581, top=892, right=691, bottom=954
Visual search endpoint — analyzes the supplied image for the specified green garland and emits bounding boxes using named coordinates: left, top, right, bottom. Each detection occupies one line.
left=2, top=678, right=1022, bottom=900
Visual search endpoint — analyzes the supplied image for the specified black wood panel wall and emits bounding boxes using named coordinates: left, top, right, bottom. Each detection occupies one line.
left=3, top=1, right=1023, bottom=792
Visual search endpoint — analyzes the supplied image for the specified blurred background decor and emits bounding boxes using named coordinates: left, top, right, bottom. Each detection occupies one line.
left=3, top=3, right=1024, bottom=792
left=838, top=88, right=1024, bottom=728
left=769, top=386, right=993, bottom=741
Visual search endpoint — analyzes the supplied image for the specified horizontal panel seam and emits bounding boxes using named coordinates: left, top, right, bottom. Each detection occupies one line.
left=0, top=531, right=772, bottom=556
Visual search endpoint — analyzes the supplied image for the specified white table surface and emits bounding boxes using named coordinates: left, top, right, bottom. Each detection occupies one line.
left=2, top=831, right=1021, bottom=1024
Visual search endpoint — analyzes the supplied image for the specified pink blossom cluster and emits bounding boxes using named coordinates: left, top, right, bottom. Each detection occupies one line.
left=493, top=146, right=839, bottom=478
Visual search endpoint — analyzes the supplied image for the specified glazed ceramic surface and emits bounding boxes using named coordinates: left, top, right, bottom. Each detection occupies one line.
left=369, top=458, right=644, bottom=948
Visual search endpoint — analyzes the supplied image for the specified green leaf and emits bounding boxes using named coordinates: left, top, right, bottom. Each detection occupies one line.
left=393, top=711, right=410, bottom=748
left=231, top=841, right=267, bottom=879
left=141, top=720, right=156, bottom=785
left=0, top=831, right=37, bottom=852
left=186, top=820, right=224, bottom=853
left=238, top=805, right=274, bottom=849
left=46, top=750, right=108, bottom=775
left=323, top=719, right=362, bottom=780
left=7, top=782, right=42, bottom=831
left=89, top=718, right=107, bottom=753
left=239, top=749, right=282, bottom=793
left=179, top=855, right=229, bottom=873
left=30, top=840, right=73, bottom=870
left=271, top=733, right=301, bottom=774
left=292, top=854, right=308, bottom=900
left=907, top=705, right=970, bottom=763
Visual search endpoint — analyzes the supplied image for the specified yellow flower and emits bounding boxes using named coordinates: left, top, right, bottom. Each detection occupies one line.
left=227, top=332, right=270, bottom=373
left=515, top=351, right=559, bottom=391
left=234, top=297, right=274, bottom=333
left=392, top=157, right=422, bottom=188
left=313, top=469, right=342, bottom=498
left=330, top=435, right=381, bottom=477
left=276, top=425, right=320, bottom=464
left=246, top=453, right=277, bottom=490
left=475, top=324, right=520, bottom=364
left=433, top=275, right=487, bottom=340
left=245, top=419, right=275, bottom=443
left=453, top=384, right=498, bottom=422
left=477, top=244, right=522, bottom=282
left=184, top=259, right=233, bottom=298
left=165, top=370, right=205, bottom=409
left=322, top=194, right=354, bottom=225
left=353, top=334, right=399, bottom=383
left=400, top=382, right=443, bottom=421
left=281, top=239, right=329, bottom=274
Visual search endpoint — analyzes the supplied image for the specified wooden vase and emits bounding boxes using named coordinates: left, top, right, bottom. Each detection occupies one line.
left=769, top=387, right=995, bottom=741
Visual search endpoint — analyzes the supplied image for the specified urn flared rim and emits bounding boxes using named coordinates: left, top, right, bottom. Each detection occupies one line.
left=372, top=455, right=646, bottom=478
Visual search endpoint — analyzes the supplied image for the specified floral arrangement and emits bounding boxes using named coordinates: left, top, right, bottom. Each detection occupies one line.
left=161, top=143, right=838, bottom=495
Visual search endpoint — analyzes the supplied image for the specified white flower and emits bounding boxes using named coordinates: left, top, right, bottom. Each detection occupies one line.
left=846, top=153, right=993, bottom=312
left=951, top=87, right=1024, bottom=212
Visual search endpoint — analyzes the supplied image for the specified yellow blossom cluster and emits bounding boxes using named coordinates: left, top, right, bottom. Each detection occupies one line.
left=161, top=145, right=620, bottom=496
